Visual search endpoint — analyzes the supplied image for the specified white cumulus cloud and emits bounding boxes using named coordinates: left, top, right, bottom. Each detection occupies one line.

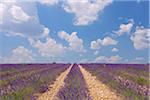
left=101, top=37, right=118, bottom=46
left=130, top=26, right=150, bottom=50
left=38, top=0, right=58, bottom=6
left=29, top=37, right=66, bottom=57
left=10, top=5, right=31, bottom=23
left=0, top=1, right=46, bottom=37
left=0, top=46, right=34, bottom=63
left=42, top=27, right=50, bottom=37
left=109, top=55, right=122, bottom=63
left=94, top=55, right=122, bottom=63
left=63, top=0, right=112, bottom=25
left=58, top=31, right=86, bottom=53
left=114, top=21, right=134, bottom=36
left=111, top=48, right=119, bottom=52
left=90, top=39, right=101, bottom=50
left=0, top=3, right=6, bottom=24
left=128, top=57, right=145, bottom=64
left=90, top=37, right=118, bottom=50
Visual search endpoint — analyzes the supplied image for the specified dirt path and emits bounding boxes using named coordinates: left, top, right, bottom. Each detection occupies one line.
left=78, top=65, right=122, bottom=100
left=37, top=64, right=73, bottom=100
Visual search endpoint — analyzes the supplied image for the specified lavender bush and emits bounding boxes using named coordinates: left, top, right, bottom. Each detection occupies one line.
left=57, top=64, right=91, bottom=100
left=81, top=63, right=149, bottom=100
left=0, top=64, right=70, bottom=100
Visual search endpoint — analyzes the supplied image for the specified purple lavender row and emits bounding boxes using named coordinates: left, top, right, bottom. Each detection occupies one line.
left=0, top=67, right=53, bottom=96
left=0, top=65, right=54, bottom=87
left=0, top=64, right=60, bottom=80
left=0, top=64, right=70, bottom=99
left=56, top=64, right=91, bottom=100
left=0, top=64, right=65, bottom=81
left=81, top=64, right=149, bottom=79
left=81, top=64, right=149, bottom=100
left=31, top=64, right=70, bottom=99
left=0, top=64, right=69, bottom=94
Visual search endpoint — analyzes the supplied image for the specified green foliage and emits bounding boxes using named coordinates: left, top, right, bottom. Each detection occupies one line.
left=118, top=71, right=149, bottom=86
left=123, top=88, right=145, bottom=100
left=0, top=76, right=18, bottom=86
left=108, top=80, right=118, bottom=89
left=0, top=80, right=8, bottom=86
left=123, top=88, right=133, bottom=97
left=136, top=77, right=149, bottom=85
left=2, top=87, right=33, bottom=100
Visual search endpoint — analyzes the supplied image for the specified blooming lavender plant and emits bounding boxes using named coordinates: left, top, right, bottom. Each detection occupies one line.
left=57, top=64, right=91, bottom=100
left=0, top=64, right=70, bottom=99
left=81, top=63, right=149, bottom=100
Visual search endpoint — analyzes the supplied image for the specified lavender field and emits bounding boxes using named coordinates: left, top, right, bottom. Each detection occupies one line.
left=0, top=63, right=149, bottom=100
left=0, top=0, right=149, bottom=100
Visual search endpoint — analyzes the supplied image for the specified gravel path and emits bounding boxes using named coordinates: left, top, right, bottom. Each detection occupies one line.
left=79, top=65, right=122, bottom=100
left=37, top=64, right=73, bottom=100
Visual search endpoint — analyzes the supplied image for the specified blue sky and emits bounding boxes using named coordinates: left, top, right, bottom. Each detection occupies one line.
left=0, top=0, right=149, bottom=63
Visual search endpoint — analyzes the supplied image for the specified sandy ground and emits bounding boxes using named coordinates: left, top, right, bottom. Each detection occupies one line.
left=37, top=64, right=73, bottom=100
left=79, top=65, right=122, bottom=100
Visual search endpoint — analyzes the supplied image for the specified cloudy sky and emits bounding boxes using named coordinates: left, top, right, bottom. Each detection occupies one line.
left=0, top=0, right=149, bottom=63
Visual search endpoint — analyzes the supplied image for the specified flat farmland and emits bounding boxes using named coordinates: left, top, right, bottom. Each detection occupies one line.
left=0, top=63, right=149, bottom=100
